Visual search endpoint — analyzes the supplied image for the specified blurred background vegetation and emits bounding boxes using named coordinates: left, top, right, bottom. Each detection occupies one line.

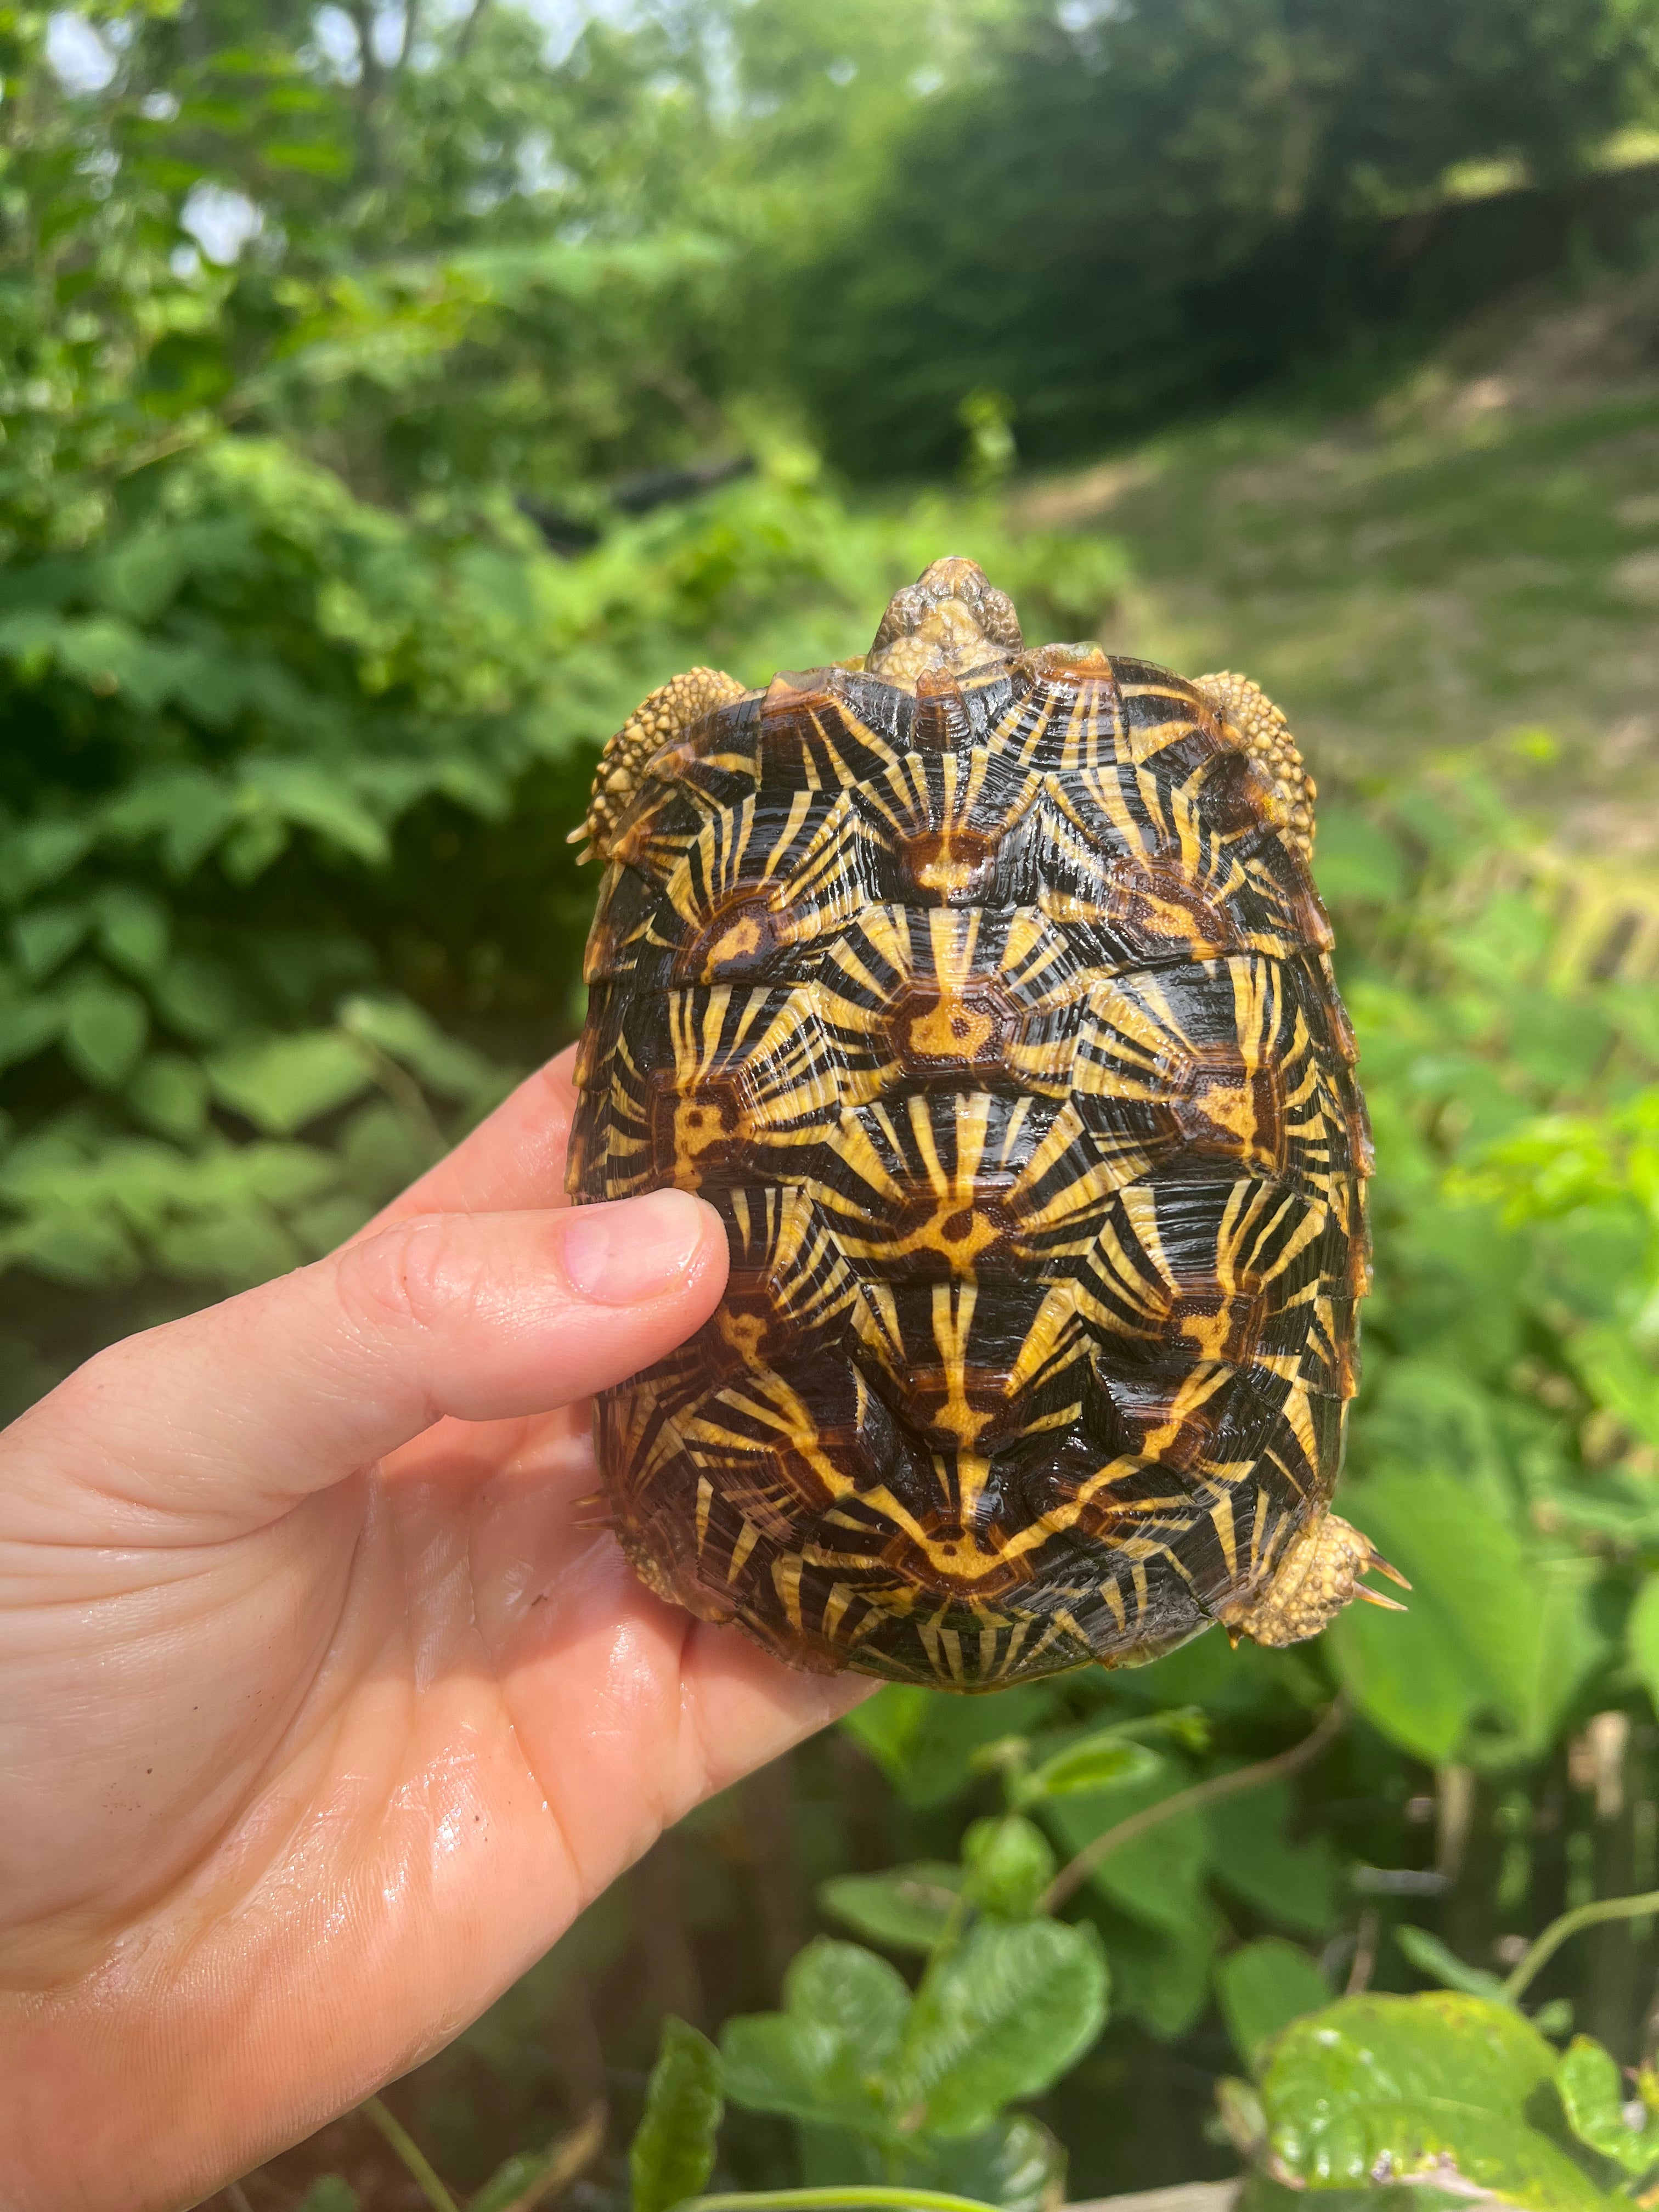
left=11, top=1, right=1659, bottom=2207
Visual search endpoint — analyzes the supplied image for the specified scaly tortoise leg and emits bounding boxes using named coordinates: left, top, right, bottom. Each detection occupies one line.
left=568, top=666, right=749, bottom=865
left=1194, top=670, right=1317, bottom=862
left=1220, top=1511, right=1409, bottom=1649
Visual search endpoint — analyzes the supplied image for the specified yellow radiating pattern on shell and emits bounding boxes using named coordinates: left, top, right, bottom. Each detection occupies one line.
left=568, top=558, right=1398, bottom=1688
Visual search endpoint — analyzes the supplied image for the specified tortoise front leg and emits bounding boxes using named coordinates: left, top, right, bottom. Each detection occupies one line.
left=569, top=666, right=749, bottom=865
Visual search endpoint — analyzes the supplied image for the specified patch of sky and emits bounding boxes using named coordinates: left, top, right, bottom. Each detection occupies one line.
left=180, top=181, right=264, bottom=266
left=45, top=12, right=116, bottom=94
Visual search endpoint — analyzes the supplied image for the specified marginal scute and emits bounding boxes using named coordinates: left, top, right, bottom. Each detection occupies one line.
left=570, top=559, right=1380, bottom=1689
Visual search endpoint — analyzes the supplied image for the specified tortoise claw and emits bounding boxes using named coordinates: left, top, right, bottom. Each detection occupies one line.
left=1353, top=1583, right=1409, bottom=1612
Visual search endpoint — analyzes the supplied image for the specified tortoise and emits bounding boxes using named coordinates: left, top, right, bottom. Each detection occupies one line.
left=567, top=557, right=1404, bottom=1688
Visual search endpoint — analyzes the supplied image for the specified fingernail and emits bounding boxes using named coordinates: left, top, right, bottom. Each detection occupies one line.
left=561, top=1189, right=709, bottom=1304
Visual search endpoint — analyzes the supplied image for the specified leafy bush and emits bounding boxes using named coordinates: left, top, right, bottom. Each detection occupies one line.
left=12, top=6, right=1659, bottom=2209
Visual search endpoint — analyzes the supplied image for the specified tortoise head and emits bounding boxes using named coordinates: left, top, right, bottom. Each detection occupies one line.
left=865, top=556, right=1023, bottom=689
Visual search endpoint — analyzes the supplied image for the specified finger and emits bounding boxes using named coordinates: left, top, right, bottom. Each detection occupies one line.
left=32, top=1192, right=726, bottom=1528
left=359, top=1046, right=580, bottom=1236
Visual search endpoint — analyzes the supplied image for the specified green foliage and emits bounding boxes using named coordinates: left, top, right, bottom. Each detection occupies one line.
left=295, top=2184, right=359, bottom=2212
left=786, top=0, right=1659, bottom=468
left=1256, top=1993, right=1612, bottom=2209
left=14, top=8, right=1659, bottom=2209
left=1216, top=1940, right=1334, bottom=2068
left=631, top=2019, right=724, bottom=2212
left=721, top=1911, right=1102, bottom=2199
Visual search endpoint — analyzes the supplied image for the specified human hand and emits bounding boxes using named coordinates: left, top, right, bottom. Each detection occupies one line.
left=0, top=1049, right=867, bottom=2212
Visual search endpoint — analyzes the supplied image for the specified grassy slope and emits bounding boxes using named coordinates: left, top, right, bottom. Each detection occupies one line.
left=1015, top=274, right=1659, bottom=848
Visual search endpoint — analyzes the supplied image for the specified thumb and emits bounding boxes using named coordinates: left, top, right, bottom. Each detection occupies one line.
left=18, top=1192, right=726, bottom=1528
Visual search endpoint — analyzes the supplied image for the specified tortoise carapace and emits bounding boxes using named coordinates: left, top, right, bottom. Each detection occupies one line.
left=567, top=557, right=1403, bottom=1688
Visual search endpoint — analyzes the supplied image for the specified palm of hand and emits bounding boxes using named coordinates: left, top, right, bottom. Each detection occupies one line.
left=1, top=1054, right=861, bottom=2212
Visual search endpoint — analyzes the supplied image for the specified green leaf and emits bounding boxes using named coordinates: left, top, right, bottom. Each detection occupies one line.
left=295, top=2183, right=359, bottom=2212
left=897, top=1918, right=1108, bottom=2138
left=839, top=1684, right=1065, bottom=1808
left=1555, top=2035, right=1657, bottom=2176
left=1215, top=1939, right=1333, bottom=2066
left=1330, top=1468, right=1599, bottom=1762
left=1209, top=1783, right=1341, bottom=1937
left=5, top=1205, right=140, bottom=1288
left=819, top=1864, right=963, bottom=1955
left=909, top=2113, right=1066, bottom=2212
left=1261, top=1993, right=1613, bottom=2211
left=0, top=998, right=64, bottom=1074
left=127, top=1054, right=210, bottom=1144
left=630, top=2016, right=724, bottom=2212
left=337, top=994, right=498, bottom=1099
left=153, top=1208, right=304, bottom=1288
left=12, top=904, right=90, bottom=981
left=962, top=1816, right=1055, bottom=1918
left=62, top=977, right=149, bottom=1088
left=206, top=1031, right=374, bottom=1136
left=95, top=888, right=170, bottom=979
left=1041, top=1762, right=1207, bottom=1932
left=243, top=761, right=389, bottom=866
left=1395, top=1926, right=1511, bottom=2003
left=0, top=819, right=94, bottom=906
left=1628, top=1577, right=1659, bottom=1714
left=722, top=1939, right=911, bottom=2136
left=1020, top=1730, right=1164, bottom=1802
left=153, top=954, right=258, bottom=1045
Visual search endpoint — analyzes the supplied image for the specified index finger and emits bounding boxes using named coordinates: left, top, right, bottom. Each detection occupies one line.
left=361, top=1044, right=580, bottom=1237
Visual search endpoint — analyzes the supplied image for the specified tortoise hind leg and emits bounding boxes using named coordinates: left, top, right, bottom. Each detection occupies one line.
left=1219, top=1511, right=1409, bottom=1650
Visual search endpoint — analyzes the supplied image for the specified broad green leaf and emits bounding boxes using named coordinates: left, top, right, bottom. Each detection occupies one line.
left=819, top=1864, right=962, bottom=1954
left=1571, top=1327, right=1659, bottom=1451
left=630, top=2016, right=723, bottom=2212
left=153, top=1209, right=304, bottom=1287
left=0, top=819, right=94, bottom=905
left=962, top=1816, right=1055, bottom=1918
left=1209, top=1784, right=1341, bottom=1937
left=1020, top=1731, right=1164, bottom=1802
left=1261, top=1993, right=1612, bottom=2211
left=243, top=761, right=389, bottom=866
left=1331, top=1468, right=1598, bottom=1761
left=1216, top=1940, right=1333, bottom=2066
left=470, top=2152, right=558, bottom=2212
left=911, top=2113, right=1066, bottom=2212
left=1628, top=1576, right=1659, bottom=1714
left=722, top=1939, right=910, bottom=2136
left=0, top=999, right=64, bottom=1074
left=153, top=955, right=258, bottom=1044
left=897, top=1918, right=1107, bottom=2138
left=12, top=904, right=90, bottom=981
left=338, top=994, right=496, bottom=1098
left=127, top=1054, right=210, bottom=1144
left=95, top=889, right=170, bottom=980
left=63, top=978, right=150, bottom=1088
left=206, top=1032, right=374, bottom=1136
left=219, top=815, right=292, bottom=885
left=5, top=1205, right=140, bottom=1288
left=1085, top=1889, right=1224, bottom=2040
left=1555, top=2035, right=1657, bottom=2176
left=1041, top=1763, right=1207, bottom=1931
left=1395, top=1926, right=1510, bottom=2003
left=839, top=1684, right=1064, bottom=1808
left=295, top=2183, right=359, bottom=2212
